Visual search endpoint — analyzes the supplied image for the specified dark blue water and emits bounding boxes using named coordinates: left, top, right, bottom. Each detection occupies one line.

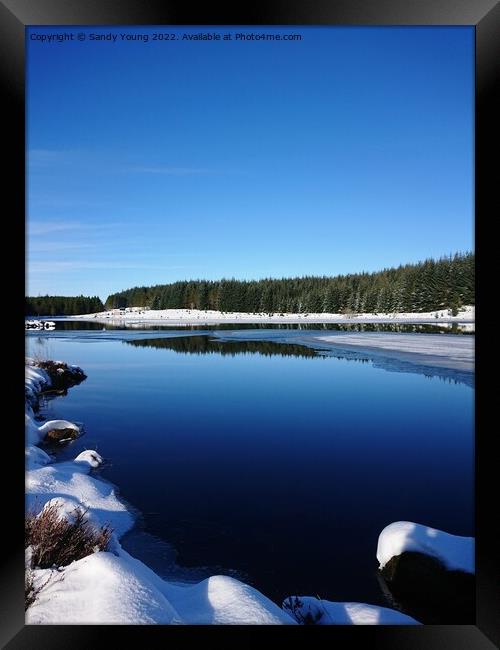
left=27, top=325, right=474, bottom=608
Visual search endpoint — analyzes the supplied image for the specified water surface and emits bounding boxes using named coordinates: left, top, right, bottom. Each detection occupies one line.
left=27, top=323, right=474, bottom=608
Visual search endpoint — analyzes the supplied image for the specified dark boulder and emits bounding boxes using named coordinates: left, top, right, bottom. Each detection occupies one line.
left=379, top=550, right=474, bottom=624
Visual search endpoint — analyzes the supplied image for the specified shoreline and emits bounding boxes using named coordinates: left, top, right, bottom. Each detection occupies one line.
left=24, top=353, right=471, bottom=624
left=25, top=360, right=296, bottom=624
left=64, top=305, right=475, bottom=326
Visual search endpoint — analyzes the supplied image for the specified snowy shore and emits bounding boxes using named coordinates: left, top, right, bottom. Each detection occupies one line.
left=70, top=305, right=475, bottom=326
left=25, top=361, right=294, bottom=624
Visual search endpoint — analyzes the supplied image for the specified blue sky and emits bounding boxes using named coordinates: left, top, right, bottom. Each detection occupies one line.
left=27, top=26, right=474, bottom=302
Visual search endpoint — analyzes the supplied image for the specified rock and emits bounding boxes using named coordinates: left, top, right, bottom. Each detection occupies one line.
left=74, top=450, right=104, bottom=468
left=33, top=360, right=87, bottom=391
left=378, top=550, right=474, bottom=623
left=44, top=427, right=80, bottom=442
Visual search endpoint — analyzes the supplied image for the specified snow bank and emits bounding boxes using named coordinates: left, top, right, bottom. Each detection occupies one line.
left=159, top=573, right=293, bottom=625
left=27, top=544, right=293, bottom=625
left=26, top=413, right=44, bottom=446
left=25, top=445, right=51, bottom=469
left=25, top=364, right=51, bottom=410
left=282, top=596, right=420, bottom=625
left=377, top=521, right=474, bottom=574
left=26, top=454, right=135, bottom=540
left=71, top=305, right=475, bottom=325
left=27, top=551, right=181, bottom=625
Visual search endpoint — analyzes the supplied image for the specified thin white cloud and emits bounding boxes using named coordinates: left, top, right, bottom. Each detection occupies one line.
left=28, top=198, right=114, bottom=209
left=28, top=149, right=63, bottom=165
left=29, top=261, right=193, bottom=273
left=28, top=241, right=96, bottom=253
left=130, top=166, right=215, bottom=175
left=27, top=149, right=79, bottom=167
left=28, top=221, right=121, bottom=236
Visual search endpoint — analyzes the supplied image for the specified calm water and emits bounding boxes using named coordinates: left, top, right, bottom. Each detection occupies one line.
left=27, top=323, right=474, bottom=608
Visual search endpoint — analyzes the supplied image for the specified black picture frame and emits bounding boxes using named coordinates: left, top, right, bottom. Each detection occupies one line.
left=4, top=0, right=498, bottom=647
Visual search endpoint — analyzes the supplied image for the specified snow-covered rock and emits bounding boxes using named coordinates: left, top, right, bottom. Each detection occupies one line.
left=376, top=521, right=475, bottom=623
left=73, top=450, right=104, bottom=469
left=377, top=521, right=474, bottom=574
left=282, top=596, right=420, bottom=624
left=37, top=419, right=81, bottom=442
left=37, top=419, right=80, bottom=436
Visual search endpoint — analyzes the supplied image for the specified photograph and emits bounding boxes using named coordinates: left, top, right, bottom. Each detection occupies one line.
left=23, top=22, right=476, bottom=627
left=11, top=5, right=491, bottom=639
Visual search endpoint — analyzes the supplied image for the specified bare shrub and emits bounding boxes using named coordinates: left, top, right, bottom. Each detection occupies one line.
left=25, top=503, right=112, bottom=570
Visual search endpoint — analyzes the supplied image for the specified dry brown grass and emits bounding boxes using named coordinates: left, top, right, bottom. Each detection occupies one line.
left=25, top=503, right=113, bottom=609
left=26, top=502, right=112, bottom=570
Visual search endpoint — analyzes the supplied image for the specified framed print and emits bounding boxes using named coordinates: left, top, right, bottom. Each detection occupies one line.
left=3, top=0, right=498, bottom=647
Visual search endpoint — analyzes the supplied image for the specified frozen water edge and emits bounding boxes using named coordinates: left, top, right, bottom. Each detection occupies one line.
left=305, top=333, right=474, bottom=372
left=209, top=329, right=474, bottom=385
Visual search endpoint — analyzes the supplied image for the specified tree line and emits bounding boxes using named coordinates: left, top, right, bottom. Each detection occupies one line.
left=105, top=252, right=474, bottom=315
left=26, top=295, right=104, bottom=316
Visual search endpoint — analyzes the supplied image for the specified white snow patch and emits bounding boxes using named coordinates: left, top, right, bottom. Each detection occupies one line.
left=26, top=445, right=51, bottom=468
left=69, top=305, right=475, bottom=326
left=26, top=541, right=295, bottom=624
left=73, top=450, right=104, bottom=469
left=26, top=456, right=135, bottom=540
left=283, top=597, right=420, bottom=625
left=377, top=521, right=474, bottom=574
left=37, top=420, right=80, bottom=436
left=26, top=414, right=44, bottom=446
left=26, top=552, right=181, bottom=624
left=159, top=573, right=295, bottom=625
left=25, top=364, right=51, bottom=409
left=25, top=364, right=51, bottom=390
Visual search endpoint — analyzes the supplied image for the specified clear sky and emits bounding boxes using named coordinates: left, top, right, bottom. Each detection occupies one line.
left=27, top=26, right=474, bottom=302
